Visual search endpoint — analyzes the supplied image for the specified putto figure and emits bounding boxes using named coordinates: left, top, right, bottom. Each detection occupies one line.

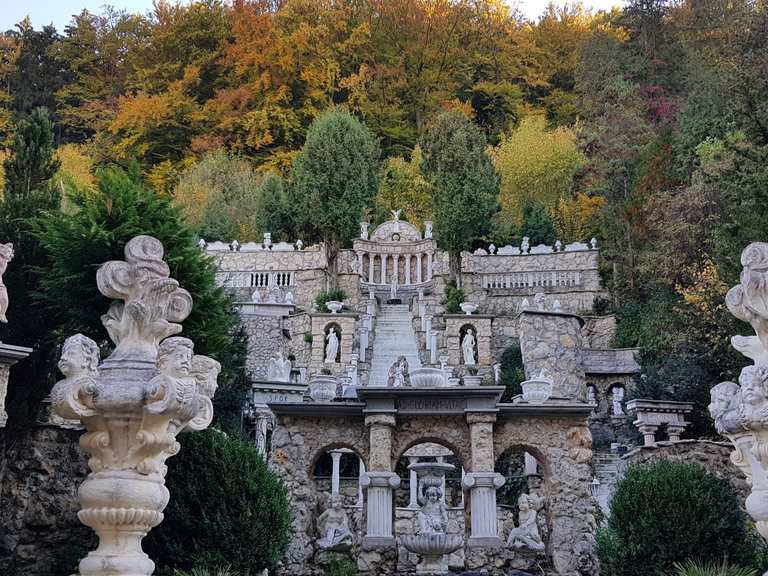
left=708, top=381, right=743, bottom=435
left=0, top=242, right=14, bottom=323
left=417, top=486, right=448, bottom=534
left=50, top=334, right=100, bottom=422
left=387, top=356, right=410, bottom=387
left=507, top=492, right=546, bottom=551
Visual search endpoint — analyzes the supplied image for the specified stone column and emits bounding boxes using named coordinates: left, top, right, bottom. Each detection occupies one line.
left=408, top=456, right=419, bottom=508
left=361, top=414, right=400, bottom=548
left=667, top=424, right=684, bottom=442
left=360, top=327, right=368, bottom=362
left=524, top=452, right=538, bottom=476
left=437, top=455, right=447, bottom=502
left=429, top=330, right=437, bottom=364
left=368, top=253, right=375, bottom=283
left=356, top=251, right=364, bottom=278
left=416, top=253, right=423, bottom=283
left=463, top=412, right=505, bottom=548
left=381, top=254, right=388, bottom=285
left=0, top=344, right=32, bottom=427
left=51, top=236, right=219, bottom=576
left=393, top=254, right=400, bottom=285
left=358, top=458, right=366, bottom=507
left=638, top=425, right=658, bottom=447
left=427, top=252, right=434, bottom=280
left=331, top=450, right=343, bottom=496
left=405, top=254, right=412, bottom=285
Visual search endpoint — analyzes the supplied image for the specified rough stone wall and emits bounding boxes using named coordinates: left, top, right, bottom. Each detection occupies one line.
left=586, top=374, right=638, bottom=450
left=285, top=313, right=313, bottom=367
left=493, top=416, right=597, bottom=576
left=620, top=440, right=749, bottom=502
left=519, top=312, right=586, bottom=401
left=391, top=415, right=473, bottom=470
left=269, top=414, right=369, bottom=576
left=0, top=426, right=94, bottom=576
left=241, top=315, right=285, bottom=379
left=581, top=316, right=616, bottom=348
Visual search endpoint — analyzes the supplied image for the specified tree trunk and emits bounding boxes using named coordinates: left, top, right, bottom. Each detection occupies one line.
left=326, top=241, right=339, bottom=292
left=449, top=250, right=462, bottom=287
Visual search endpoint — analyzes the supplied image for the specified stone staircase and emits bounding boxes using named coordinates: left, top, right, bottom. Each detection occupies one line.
left=370, top=304, right=422, bottom=386
left=593, top=452, right=623, bottom=515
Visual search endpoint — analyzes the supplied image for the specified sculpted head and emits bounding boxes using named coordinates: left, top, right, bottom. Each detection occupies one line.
left=0, top=242, right=13, bottom=263
left=518, top=493, right=532, bottom=511
left=330, top=494, right=343, bottom=510
left=425, top=486, right=441, bottom=503
left=739, top=365, right=768, bottom=406
left=158, top=336, right=194, bottom=378
left=709, top=381, right=740, bottom=419
left=191, top=354, right=221, bottom=398
left=58, top=334, right=100, bottom=378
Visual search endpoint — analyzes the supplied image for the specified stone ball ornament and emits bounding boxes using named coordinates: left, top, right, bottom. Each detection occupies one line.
left=52, top=235, right=220, bottom=576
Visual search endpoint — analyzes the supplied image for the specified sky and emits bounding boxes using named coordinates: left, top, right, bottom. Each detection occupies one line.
left=2, top=0, right=627, bottom=32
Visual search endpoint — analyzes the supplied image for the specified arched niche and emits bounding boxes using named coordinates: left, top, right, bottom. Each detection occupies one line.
left=311, top=444, right=365, bottom=508
left=459, top=323, right=478, bottom=366
left=394, top=441, right=464, bottom=509
left=323, top=322, right=343, bottom=364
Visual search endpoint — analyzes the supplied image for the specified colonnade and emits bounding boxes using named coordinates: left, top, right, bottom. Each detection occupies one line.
left=357, top=251, right=434, bottom=285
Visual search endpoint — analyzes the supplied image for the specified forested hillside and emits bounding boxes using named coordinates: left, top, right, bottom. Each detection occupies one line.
left=1, top=0, right=767, bottom=433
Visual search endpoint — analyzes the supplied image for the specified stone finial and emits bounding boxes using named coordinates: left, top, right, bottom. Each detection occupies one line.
left=0, top=242, right=14, bottom=323
left=296, top=239, right=304, bottom=250
left=231, top=239, right=239, bottom=251
left=555, top=240, right=562, bottom=252
left=590, top=237, right=598, bottom=249
left=489, top=243, right=497, bottom=255
left=521, top=236, right=530, bottom=254
left=263, top=232, right=272, bottom=249
left=197, top=238, right=206, bottom=250
left=424, top=221, right=433, bottom=239
left=52, top=235, right=218, bottom=576
left=360, top=222, right=370, bottom=240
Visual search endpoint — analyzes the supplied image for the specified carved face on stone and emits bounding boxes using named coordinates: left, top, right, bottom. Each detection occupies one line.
left=709, top=381, right=740, bottom=419
left=58, top=334, right=99, bottom=377
left=158, top=337, right=193, bottom=378
left=740, top=365, right=768, bottom=406
left=425, top=486, right=441, bottom=503
left=518, top=493, right=531, bottom=511
left=330, top=494, right=343, bottom=510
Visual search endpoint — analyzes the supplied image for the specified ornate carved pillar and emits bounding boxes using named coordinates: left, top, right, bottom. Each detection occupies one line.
left=638, top=425, right=658, bottom=447
left=331, top=450, right=343, bottom=496
left=667, top=425, right=685, bottom=442
left=361, top=414, right=399, bottom=548
left=463, top=412, right=505, bottom=548
left=51, top=236, right=219, bottom=576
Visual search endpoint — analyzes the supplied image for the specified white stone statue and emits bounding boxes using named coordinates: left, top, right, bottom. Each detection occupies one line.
left=521, top=236, right=530, bottom=254
left=387, top=356, right=410, bottom=387
left=555, top=240, right=562, bottom=252
left=50, top=334, right=100, bottom=424
left=325, top=328, right=340, bottom=363
left=391, top=209, right=401, bottom=222
left=296, top=239, right=304, bottom=250
left=263, top=232, right=272, bottom=249
left=709, top=380, right=744, bottom=434
left=267, top=285, right=280, bottom=304
left=231, top=239, right=239, bottom=251
left=197, top=238, right=206, bottom=250
left=317, top=494, right=354, bottom=551
left=285, top=291, right=295, bottom=305
left=390, top=281, right=397, bottom=301
left=612, top=386, right=625, bottom=415
left=51, top=235, right=217, bottom=576
left=462, top=329, right=476, bottom=366
left=586, top=385, right=597, bottom=405
left=424, top=221, right=433, bottom=239
left=591, top=237, right=598, bottom=249
left=251, top=289, right=262, bottom=303
left=267, top=351, right=292, bottom=383
left=521, top=298, right=530, bottom=310
left=552, top=299, right=562, bottom=312
left=0, top=242, right=14, bottom=323
left=493, top=362, right=501, bottom=385
left=507, top=492, right=546, bottom=551
left=534, top=292, right=546, bottom=311
left=417, top=485, right=448, bottom=534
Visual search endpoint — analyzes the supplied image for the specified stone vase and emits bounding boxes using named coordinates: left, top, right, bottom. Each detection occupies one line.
left=309, top=375, right=338, bottom=402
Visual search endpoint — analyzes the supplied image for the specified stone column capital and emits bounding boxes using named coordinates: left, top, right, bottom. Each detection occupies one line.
left=365, top=413, right=396, bottom=428
left=466, top=412, right=497, bottom=425
left=462, top=471, right=506, bottom=490
left=360, top=470, right=401, bottom=489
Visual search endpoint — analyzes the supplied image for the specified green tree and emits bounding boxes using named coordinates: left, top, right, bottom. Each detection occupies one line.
left=374, top=146, right=433, bottom=228
left=420, top=111, right=498, bottom=282
left=258, top=172, right=294, bottom=242
left=3, top=107, right=60, bottom=196
left=290, top=108, right=380, bottom=288
left=521, top=200, right=557, bottom=246
left=145, top=430, right=290, bottom=575
left=33, top=166, right=248, bottom=432
left=598, top=461, right=759, bottom=576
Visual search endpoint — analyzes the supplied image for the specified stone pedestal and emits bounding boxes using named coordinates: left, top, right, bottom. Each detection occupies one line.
left=0, top=343, right=32, bottom=427
left=463, top=471, right=505, bottom=547
left=518, top=310, right=586, bottom=400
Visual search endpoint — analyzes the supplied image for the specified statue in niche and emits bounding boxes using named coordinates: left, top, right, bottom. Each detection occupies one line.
left=586, top=385, right=597, bottom=405
left=462, top=328, right=476, bottom=365
left=325, top=328, right=340, bottom=363
left=0, top=242, right=14, bottom=323
left=507, top=492, right=546, bottom=551
left=50, top=333, right=100, bottom=423
left=739, top=365, right=768, bottom=427
left=387, top=355, right=410, bottom=387
left=611, top=386, right=625, bottom=416
left=267, top=351, right=292, bottom=382
left=417, top=486, right=448, bottom=534
left=317, top=494, right=353, bottom=551
left=709, top=381, right=745, bottom=434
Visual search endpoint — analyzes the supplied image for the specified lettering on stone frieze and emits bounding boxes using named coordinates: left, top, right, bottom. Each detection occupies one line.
left=398, top=397, right=464, bottom=413
left=255, top=391, right=303, bottom=404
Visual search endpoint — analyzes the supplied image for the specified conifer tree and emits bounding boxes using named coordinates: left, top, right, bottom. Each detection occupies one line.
left=3, top=107, right=61, bottom=197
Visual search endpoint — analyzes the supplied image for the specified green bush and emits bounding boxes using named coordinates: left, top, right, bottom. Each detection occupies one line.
left=145, top=430, right=290, bottom=575
left=315, top=289, right=347, bottom=313
left=173, top=568, right=240, bottom=576
left=443, top=280, right=464, bottom=314
left=672, top=560, right=758, bottom=576
left=598, top=461, right=760, bottom=576
left=499, top=344, right=525, bottom=401
left=326, top=557, right=358, bottom=576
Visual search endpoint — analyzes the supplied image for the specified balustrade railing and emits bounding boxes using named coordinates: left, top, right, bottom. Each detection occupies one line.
left=215, top=270, right=296, bottom=288
left=481, top=270, right=581, bottom=290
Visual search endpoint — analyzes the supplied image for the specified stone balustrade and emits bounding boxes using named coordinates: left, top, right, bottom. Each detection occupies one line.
left=214, top=270, right=296, bottom=289
left=626, top=399, right=693, bottom=447
left=481, top=270, right=582, bottom=290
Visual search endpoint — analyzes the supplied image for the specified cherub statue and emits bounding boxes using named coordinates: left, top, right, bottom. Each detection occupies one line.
left=739, top=364, right=768, bottom=427
left=146, top=337, right=198, bottom=431
left=507, top=492, right=546, bottom=551
left=417, top=486, right=448, bottom=534
left=0, top=242, right=14, bottom=323
left=317, top=494, right=354, bottom=551
left=709, top=381, right=744, bottom=435
left=191, top=354, right=221, bottom=399
left=387, top=356, right=410, bottom=387
left=267, top=351, right=292, bottom=382
left=50, top=334, right=100, bottom=422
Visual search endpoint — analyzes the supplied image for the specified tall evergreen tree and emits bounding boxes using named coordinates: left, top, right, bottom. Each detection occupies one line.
left=3, top=107, right=60, bottom=197
left=290, top=108, right=380, bottom=289
left=419, top=111, right=499, bottom=282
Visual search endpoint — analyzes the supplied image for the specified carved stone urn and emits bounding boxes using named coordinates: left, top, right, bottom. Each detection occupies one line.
left=51, top=236, right=220, bottom=576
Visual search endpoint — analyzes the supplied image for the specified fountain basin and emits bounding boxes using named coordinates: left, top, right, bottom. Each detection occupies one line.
left=401, top=533, right=463, bottom=574
left=409, top=368, right=447, bottom=388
